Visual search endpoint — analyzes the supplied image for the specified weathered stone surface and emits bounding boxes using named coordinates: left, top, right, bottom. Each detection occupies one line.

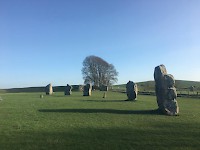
left=126, top=81, right=138, bottom=100
left=65, top=84, right=72, bottom=95
left=45, top=83, right=53, bottom=95
left=154, top=65, right=179, bottom=116
left=83, top=83, right=92, bottom=96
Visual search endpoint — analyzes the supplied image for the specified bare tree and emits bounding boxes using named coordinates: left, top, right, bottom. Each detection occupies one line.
left=82, top=55, right=118, bottom=87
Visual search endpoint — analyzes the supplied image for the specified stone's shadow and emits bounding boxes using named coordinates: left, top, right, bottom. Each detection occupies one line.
left=1, top=125, right=197, bottom=150
left=81, top=100, right=126, bottom=102
left=38, top=108, right=161, bottom=115
left=51, top=95, right=68, bottom=97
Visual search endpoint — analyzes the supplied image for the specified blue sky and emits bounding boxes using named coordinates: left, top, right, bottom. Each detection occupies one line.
left=0, top=0, right=200, bottom=88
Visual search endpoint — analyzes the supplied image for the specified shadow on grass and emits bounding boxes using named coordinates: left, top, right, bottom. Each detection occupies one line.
left=81, top=99, right=127, bottom=102
left=1, top=126, right=199, bottom=150
left=50, top=95, right=66, bottom=97
left=38, top=108, right=161, bottom=115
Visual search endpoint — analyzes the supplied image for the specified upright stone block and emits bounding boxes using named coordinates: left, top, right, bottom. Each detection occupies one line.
left=83, top=83, right=92, bottom=96
left=126, top=81, right=138, bottom=100
left=154, top=65, right=179, bottom=116
left=45, top=83, right=53, bottom=95
left=65, top=84, right=72, bottom=95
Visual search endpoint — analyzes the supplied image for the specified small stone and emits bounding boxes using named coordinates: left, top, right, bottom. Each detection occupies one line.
left=126, top=81, right=138, bottom=101
left=65, top=84, right=72, bottom=95
left=45, top=83, right=53, bottom=95
left=83, top=83, right=92, bottom=96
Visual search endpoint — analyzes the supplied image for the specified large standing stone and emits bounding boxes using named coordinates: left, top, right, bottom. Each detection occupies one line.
left=126, top=81, right=138, bottom=100
left=154, top=65, right=179, bottom=116
left=45, top=83, right=53, bottom=95
left=83, top=83, right=92, bottom=96
left=65, top=84, right=72, bottom=95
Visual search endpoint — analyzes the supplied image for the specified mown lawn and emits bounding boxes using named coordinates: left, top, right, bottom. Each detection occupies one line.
left=0, top=91, right=199, bottom=150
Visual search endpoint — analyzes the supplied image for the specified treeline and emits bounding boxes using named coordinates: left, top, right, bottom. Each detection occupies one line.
left=114, top=80, right=200, bottom=92
left=0, top=85, right=83, bottom=93
left=1, top=80, right=200, bottom=94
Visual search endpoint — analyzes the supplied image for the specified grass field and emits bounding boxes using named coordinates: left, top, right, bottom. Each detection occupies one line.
left=0, top=91, right=199, bottom=150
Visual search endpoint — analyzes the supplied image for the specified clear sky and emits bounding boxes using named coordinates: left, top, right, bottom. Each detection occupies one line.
left=0, top=0, right=200, bottom=88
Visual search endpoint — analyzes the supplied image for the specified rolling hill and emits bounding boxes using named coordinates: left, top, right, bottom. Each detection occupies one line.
left=1, top=80, right=200, bottom=93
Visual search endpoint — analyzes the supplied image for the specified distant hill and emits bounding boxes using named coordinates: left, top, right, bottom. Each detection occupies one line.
left=0, top=80, right=200, bottom=93
left=113, top=80, right=200, bottom=92
left=175, top=80, right=200, bottom=89
left=0, top=85, right=82, bottom=93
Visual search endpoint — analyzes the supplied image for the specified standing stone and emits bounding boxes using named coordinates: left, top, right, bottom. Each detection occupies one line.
left=126, top=81, right=138, bottom=100
left=83, top=83, right=92, bottom=96
left=65, top=84, right=72, bottom=95
left=190, top=86, right=194, bottom=92
left=154, top=65, right=179, bottom=116
left=45, top=83, right=53, bottom=95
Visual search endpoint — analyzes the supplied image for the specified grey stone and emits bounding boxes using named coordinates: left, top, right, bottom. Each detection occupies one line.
left=190, top=86, right=194, bottom=92
left=45, top=83, right=53, bottom=95
left=65, top=84, right=72, bottom=95
left=126, top=81, right=138, bottom=100
left=83, top=83, right=92, bottom=96
left=154, top=65, right=179, bottom=116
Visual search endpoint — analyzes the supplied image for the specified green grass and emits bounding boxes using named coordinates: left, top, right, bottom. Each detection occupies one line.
left=0, top=91, right=199, bottom=150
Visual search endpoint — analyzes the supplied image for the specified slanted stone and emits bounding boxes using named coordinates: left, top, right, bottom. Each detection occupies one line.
left=83, top=83, right=92, bottom=96
left=154, top=65, right=179, bottom=116
left=126, top=81, right=138, bottom=100
left=45, top=83, right=53, bottom=95
left=65, top=84, right=72, bottom=95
